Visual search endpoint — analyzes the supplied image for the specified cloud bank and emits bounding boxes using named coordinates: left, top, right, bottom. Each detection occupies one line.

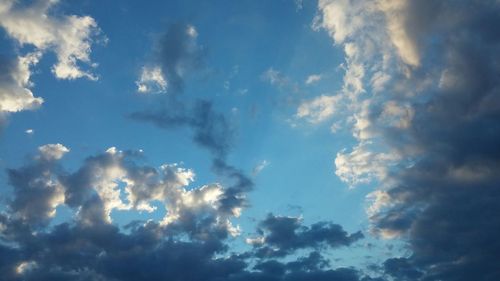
left=315, top=0, right=500, bottom=279
left=0, top=144, right=374, bottom=281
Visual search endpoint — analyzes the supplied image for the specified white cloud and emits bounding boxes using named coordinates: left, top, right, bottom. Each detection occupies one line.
left=25, top=129, right=34, bottom=135
left=0, top=52, right=44, bottom=113
left=305, top=74, right=322, bottom=85
left=377, top=0, right=420, bottom=67
left=334, top=143, right=399, bottom=186
left=262, top=67, right=288, bottom=87
left=317, top=0, right=368, bottom=44
left=380, top=100, right=414, bottom=129
left=330, top=121, right=342, bottom=133
left=15, top=261, right=38, bottom=275
left=136, top=66, right=168, bottom=94
left=252, top=160, right=270, bottom=176
left=296, top=94, right=342, bottom=123
left=245, top=236, right=265, bottom=245
left=38, top=143, right=70, bottom=161
left=0, top=0, right=102, bottom=81
left=186, top=24, right=198, bottom=38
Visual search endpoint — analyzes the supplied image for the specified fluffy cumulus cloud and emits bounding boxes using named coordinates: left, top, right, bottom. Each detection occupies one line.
left=0, top=53, right=43, bottom=113
left=315, top=0, right=500, bottom=279
left=0, top=145, right=377, bottom=281
left=0, top=0, right=102, bottom=80
left=0, top=0, right=102, bottom=120
left=136, top=66, right=167, bottom=94
left=296, top=94, right=342, bottom=123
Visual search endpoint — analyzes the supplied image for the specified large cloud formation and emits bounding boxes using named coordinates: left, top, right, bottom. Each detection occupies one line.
left=315, top=0, right=500, bottom=280
left=0, top=144, right=374, bottom=281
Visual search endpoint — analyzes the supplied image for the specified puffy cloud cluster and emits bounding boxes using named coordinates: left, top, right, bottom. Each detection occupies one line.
left=296, top=94, right=342, bottom=124
left=0, top=145, right=378, bottom=281
left=315, top=0, right=500, bottom=279
left=0, top=53, right=43, bottom=113
left=136, top=66, right=168, bottom=94
left=0, top=0, right=102, bottom=80
left=0, top=0, right=102, bottom=122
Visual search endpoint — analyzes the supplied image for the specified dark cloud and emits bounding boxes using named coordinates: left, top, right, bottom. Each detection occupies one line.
left=132, top=99, right=233, bottom=159
left=0, top=146, right=375, bottom=281
left=383, top=258, right=422, bottom=281
left=155, top=23, right=205, bottom=93
left=355, top=1, right=500, bottom=280
left=6, top=146, right=66, bottom=227
left=250, top=214, right=363, bottom=258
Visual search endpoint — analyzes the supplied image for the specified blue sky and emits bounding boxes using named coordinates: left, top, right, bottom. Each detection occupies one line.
left=1, top=1, right=499, bottom=281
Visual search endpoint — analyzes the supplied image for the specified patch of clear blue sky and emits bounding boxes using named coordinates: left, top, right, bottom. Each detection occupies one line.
left=0, top=0, right=397, bottom=268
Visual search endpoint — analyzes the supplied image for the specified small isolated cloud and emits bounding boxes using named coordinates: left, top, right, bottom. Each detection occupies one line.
left=330, top=121, right=342, bottom=133
left=296, top=94, right=342, bottom=123
left=136, top=66, right=167, bottom=94
left=252, top=160, right=270, bottom=176
left=261, top=67, right=289, bottom=87
left=305, top=74, right=322, bottom=85
left=25, top=129, right=34, bottom=135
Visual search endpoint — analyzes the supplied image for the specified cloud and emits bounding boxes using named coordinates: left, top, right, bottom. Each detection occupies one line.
left=136, top=66, right=167, bottom=94
left=38, top=143, right=70, bottom=161
left=137, top=23, right=204, bottom=94
left=131, top=24, right=253, bottom=219
left=296, top=94, right=342, bottom=123
left=252, top=160, right=270, bottom=176
left=0, top=0, right=103, bottom=80
left=262, top=68, right=289, bottom=87
left=335, top=143, right=400, bottom=186
left=0, top=146, right=377, bottom=281
left=0, top=53, right=43, bottom=113
left=317, top=0, right=500, bottom=279
left=7, top=144, right=67, bottom=226
left=305, top=74, right=322, bottom=85
left=0, top=0, right=103, bottom=127
left=249, top=213, right=364, bottom=258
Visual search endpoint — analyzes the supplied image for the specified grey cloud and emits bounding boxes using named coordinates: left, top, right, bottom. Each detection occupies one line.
left=251, top=214, right=363, bottom=258
left=132, top=100, right=233, bottom=159
left=317, top=0, right=500, bottom=280
left=0, top=147, right=376, bottom=281
left=155, top=23, right=205, bottom=93
left=131, top=23, right=253, bottom=217
left=7, top=149, right=65, bottom=227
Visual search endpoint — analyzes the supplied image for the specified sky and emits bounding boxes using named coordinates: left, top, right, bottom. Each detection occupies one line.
left=0, top=0, right=499, bottom=280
